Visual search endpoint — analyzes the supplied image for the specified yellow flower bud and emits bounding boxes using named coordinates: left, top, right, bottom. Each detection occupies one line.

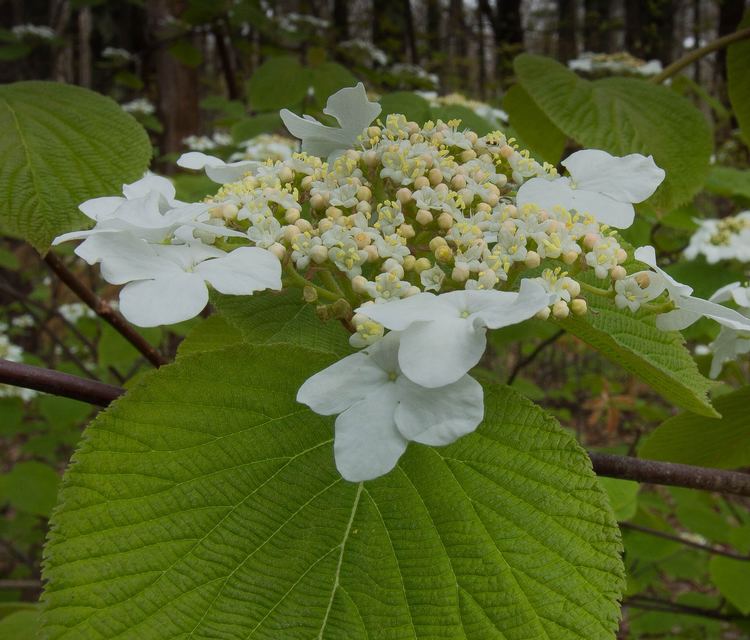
left=414, top=257, right=432, bottom=273
left=413, top=175, right=430, bottom=190
left=284, top=208, right=300, bottom=224
left=428, top=167, right=443, bottom=186
left=552, top=300, right=570, bottom=319
left=295, top=219, right=313, bottom=233
left=429, top=236, right=447, bottom=252
left=437, top=212, right=454, bottom=230
left=435, top=245, right=454, bottom=263
left=571, top=299, right=587, bottom=316
left=415, top=209, right=433, bottom=225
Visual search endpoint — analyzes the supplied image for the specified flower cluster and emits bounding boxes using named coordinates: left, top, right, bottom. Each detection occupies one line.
left=417, top=91, right=509, bottom=128
left=568, top=51, right=663, bottom=77
left=702, top=283, right=750, bottom=378
left=121, top=98, right=155, bottom=116
left=11, top=24, right=55, bottom=40
left=183, top=132, right=233, bottom=152
left=54, top=83, right=750, bottom=482
left=230, top=134, right=298, bottom=162
left=684, top=211, right=750, bottom=264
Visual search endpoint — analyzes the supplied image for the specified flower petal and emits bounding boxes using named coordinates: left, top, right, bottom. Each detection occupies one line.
left=634, top=245, right=693, bottom=298
left=563, top=150, right=665, bottom=203
left=466, top=279, right=551, bottom=329
left=657, top=296, right=750, bottom=331
left=398, top=317, right=486, bottom=388
left=279, top=109, right=359, bottom=158
left=195, top=247, right=282, bottom=294
left=395, top=374, right=484, bottom=446
left=122, top=173, right=177, bottom=204
left=570, top=189, right=635, bottom=228
left=177, top=152, right=258, bottom=183
left=75, top=233, right=176, bottom=283
left=323, top=82, right=381, bottom=131
left=297, top=352, right=389, bottom=416
left=355, top=293, right=449, bottom=330
left=118, top=272, right=208, bottom=327
left=78, top=196, right=124, bottom=221
left=333, top=385, right=407, bottom=482
left=516, top=176, right=575, bottom=213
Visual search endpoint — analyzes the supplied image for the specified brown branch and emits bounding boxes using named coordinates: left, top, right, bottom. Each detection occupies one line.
left=589, top=452, right=750, bottom=497
left=507, top=329, right=565, bottom=385
left=42, top=251, right=168, bottom=367
left=0, top=360, right=123, bottom=406
left=2, top=363, right=750, bottom=498
left=0, top=579, right=41, bottom=590
left=624, top=595, right=744, bottom=621
left=619, top=522, right=750, bottom=560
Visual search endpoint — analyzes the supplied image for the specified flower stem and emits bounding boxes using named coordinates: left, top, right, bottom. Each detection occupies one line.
left=579, top=281, right=615, bottom=298
left=651, top=26, right=750, bottom=84
left=283, top=264, right=340, bottom=302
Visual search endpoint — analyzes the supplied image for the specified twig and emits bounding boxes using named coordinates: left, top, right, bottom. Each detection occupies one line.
left=619, top=522, right=750, bottom=560
left=0, top=579, right=41, bottom=590
left=590, top=452, right=750, bottom=497
left=0, top=360, right=123, bottom=406
left=42, top=251, right=167, bottom=367
left=507, top=329, right=565, bottom=385
left=651, top=26, right=750, bottom=84
left=3, top=363, right=750, bottom=497
left=624, top=595, right=743, bottom=621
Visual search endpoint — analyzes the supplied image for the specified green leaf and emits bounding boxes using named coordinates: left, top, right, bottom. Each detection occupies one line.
left=710, top=555, right=750, bottom=614
left=0, top=610, right=41, bottom=639
left=379, top=91, right=431, bottom=123
left=247, top=56, right=309, bottom=112
left=231, top=113, right=283, bottom=142
left=167, top=40, right=203, bottom=68
left=212, top=288, right=353, bottom=356
left=0, top=43, right=31, bottom=60
left=177, top=315, right=242, bottom=356
left=311, top=62, right=357, bottom=106
left=503, top=84, right=565, bottom=164
left=704, top=165, right=750, bottom=200
left=558, top=291, right=717, bottom=417
left=514, top=54, right=713, bottom=211
left=430, top=105, right=495, bottom=135
left=0, top=461, right=60, bottom=517
left=0, top=81, right=152, bottom=252
left=42, top=344, right=624, bottom=638
left=640, top=385, right=750, bottom=468
left=727, top=11, right=750, bottom=148
left=598, top=477, right=639, bottom=521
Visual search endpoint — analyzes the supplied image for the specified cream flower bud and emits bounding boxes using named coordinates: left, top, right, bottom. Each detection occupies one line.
left=301, top=175, right=313, bottom=190
left=356, top=185, right=372, bottom=201
left=466, top=131, right=478, bottom=145
left=565, top=279, right=581, bottom=297
left=283, top=224, right=301, bottom=241
left=635, top=272, right=651, bottom=289
left=365, top=245, right=379, bottom=262
left=583, top=233, right=600, bottom=250
left=303, top=285, right=318, bottom=303
left=435, top=245, right=454, bottom=263
left=310, top=193, right=327, bottom=210
left=452, top=266, right=470, bottom=282
left=414, top=257, right=432, bottom=273
left=326, top=206, right=343, bottom=219
left=434, top=183, right=449, bottom=195
left=476, top=202, right=492, bottom=214
left=616, top=248, right=628, bottom=264
left=356, top=201, right=371, bottom=214
left=318, top=218, right=333, bottom=233
left=460, top=149, right=477, bottom=162
left=367, top=126, right=380, bottom=139
left=429, top=236, right=447, bottom=252
left=414, top=175, right=430, bottom=189
left=451, top=174, right=467, bottom=190
left=500, top=144, right=515, bottom=159
left=354, top=231, right=371, bottom=248
left=535, top=306, right=551, bottom=320
left=383, top=260, right=405, bottom=279
left=437, top=212, right=454, bottom=230
left=284, top=208, right=301, bottom=223
left=398, top=223, right=415, bottom=239
left=552, top=300, right=570, bottom=319
left=269, top=242, right=286, bottom=260
left=404, top=285, right=421, bottom=297
left=610, top=265, right=627, bottom=280
left=403, top=255, right=416, bottom=271
left=351, top=276, right=368, bottom=294
left=396, top=187, right=412, bottom=204
left=483, top=192, right=499, bottom=207
left=278, top=166, right=294, bottom=183
left=415, top=209, right=433, bottom=225
left=562, top=250, right=579, bottom=265
left=525, top=251, right=541, bottom=268
left=295, top=219, right=313, bottom=233
left=571, top=299, right=588, bottom=316
left=428, top=168, right=443, bottom=186
left=310, top=245, right=329, bottom=264
left=363, top=150, right=378, bottom=167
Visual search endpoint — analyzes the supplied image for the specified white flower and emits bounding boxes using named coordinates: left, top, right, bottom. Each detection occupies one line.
left=280, top=83, right=381, bottom=159
left=356, top=279, right=551, bottom=387
left=177, top=151, right=259, bottom=183
left=634, top=246, right=750, bottom=332
left=120, top=98, right=155, bottom=116
left=297, top=331, right=484, bottom=481
left=88, top=235, right=281, bottom=327
left=420, top=265, right=445, bottom=292
left=517, top=150, right=665, bottom=228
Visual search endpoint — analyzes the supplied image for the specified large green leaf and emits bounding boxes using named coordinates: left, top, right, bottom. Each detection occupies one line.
left=379, top=91, right=431, bottom=123
left=0, top=81, right=152, bottom=252
left=247, top=56, right=309, bottom=112
left=727, top=12, right=750, bottom=148
left=558, top=292, right=717, bottom=417
left=710, top=555, right=750, bottom=615
left=704, top=165, right=750, bottom=200
left=503, top=84, right=565, bottom=165
left=311, top=63, right=358, bottom=107
left=42, top=344, right=624, bottom=639
left=514, top=54, right=713, bottom=211
left=212, top=288, right=353, bottom=356
left=640, top=385, right=750, bottom=468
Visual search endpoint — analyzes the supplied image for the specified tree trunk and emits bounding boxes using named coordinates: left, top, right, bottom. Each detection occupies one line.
left=332, top=0, right=349, bottom=43
left=372, top=0, right=408, bottom=63
left=557, top=0, right=578, bottom=61
left=583, top=0, right=612, bottom=52
left=146, top=0, right=200, bottom=160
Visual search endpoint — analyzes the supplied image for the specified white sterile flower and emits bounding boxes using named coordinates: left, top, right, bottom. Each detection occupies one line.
left=280, top=83, right=381, bottom=159
left=357, top=279, right=551, bottom=387
left=517, top=149, right=665, bottom=228
left=708, top=327, right=750, bottom=378
left=90, top=234, right=281, bottom=327
left=296, top=331, right=484, bottom=481
left=634, top=246, right=750, bottom=332
left=177, top=151, right=259, bottom=184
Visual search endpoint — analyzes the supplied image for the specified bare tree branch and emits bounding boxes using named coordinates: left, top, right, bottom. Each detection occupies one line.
left=0, top=360, right=123, bottom=406
left=42, top=251, right=167, bottom=367
left=619, top=522, right=750, bottom=560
